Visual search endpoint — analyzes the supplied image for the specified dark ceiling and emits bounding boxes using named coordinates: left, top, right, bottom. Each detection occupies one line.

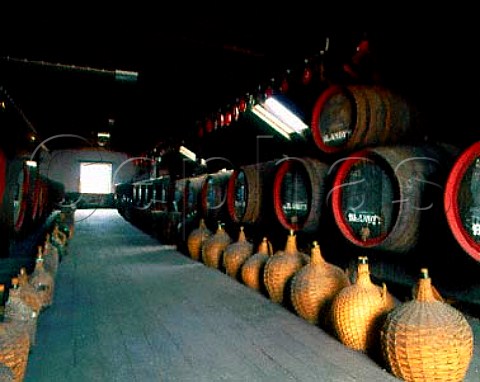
left=0, top=22, right=345, bottom=154
left=1, top=17, right=478, bottom=165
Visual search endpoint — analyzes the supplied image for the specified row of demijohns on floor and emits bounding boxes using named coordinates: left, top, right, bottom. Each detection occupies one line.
left=185, top=222, right=474, bottom=382
left=0, top=211, right=73, bottom=382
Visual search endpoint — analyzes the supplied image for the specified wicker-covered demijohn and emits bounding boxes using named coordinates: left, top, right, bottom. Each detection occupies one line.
left=202, top=222, right=232, bottom=270
left=0, top=320, right=30, bottom=382
left=381, top=268, right=474, bottom=382
left=290, top=241, right=350, bottom=327
left=17, top=268, right=43, bottom=315
left=263, top=230, right=309, bottom=306
left=223, top=226, right=254, bottom=280
left=187, top=218, right=212, bottom=261
left=4, top=278, right=39, bottom=347
left=51, top=223, right=68, bottom=260
left=30, top=247, right=55, bottom=310
left=241, top=237, right=273, bottom=294
left=331, top=256, right=395, bottom=353
left=0, top=363, right=14, bottom=382
left=43, top=233, right=60, bottom=277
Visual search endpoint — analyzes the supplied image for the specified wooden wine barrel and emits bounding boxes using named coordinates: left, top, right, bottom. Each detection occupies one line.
left=444, top=141, right=480, bottom=262
left=331, top=144, right=455, bottom=253
left=39, top=180, right=49, bottom=219
left=200, top=170, right=233, bottom=225
left=169, top=176, right=207, bottom=244
left=114, top=182, right=133, bottom=219
left=172, top=174, right=207, bottom=215
left=0, top=149, right=6, bottom=208
left=273, top=157, right=329, bottom=233
left=310, top=85, right=418, bottom=154
left=151, top=176, right=172, bottom=212
left=173, top=178, right=188, bottom=213
left=185, top=174, right=207, bottom=218
left=226, top=160, right=277, bottom=225
left=0, top=158, right=32, bottom=244
left=30, top=177, right=44, bottom=222
left=25, top=167, right=43, bottom=228
left=0, top=150, right=8, bottom=254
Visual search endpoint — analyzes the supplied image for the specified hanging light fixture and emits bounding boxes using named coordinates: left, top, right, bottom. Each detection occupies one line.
left=179, top=145, right=197, bottom=162
left=250, top=96, right=308, bottom=140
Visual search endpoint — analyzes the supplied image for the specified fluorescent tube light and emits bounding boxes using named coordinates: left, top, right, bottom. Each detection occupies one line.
left=26, top=160, right=37, bottom=168
left=252, top=104, right=292, bottom=139
left=264, top=97, right=309, bottom=133
left=97, top=132, right=111, bottom=139
left=179, top=145, right=197, bottom=162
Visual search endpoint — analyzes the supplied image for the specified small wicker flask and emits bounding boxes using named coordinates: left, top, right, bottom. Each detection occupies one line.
left=223, top=226, right=254, bottom=280
left=30, top=247, right=55, bottom=310
left=264, top=230, right=309, bottom=305
left=187, top=218, right=212, bottom=261
left=290, top=241, right=350, bottom=326
left=202, top=223, right=232, bottom=270
left=381, top=268, right=474, bottom=382
left=331, top=256, right=395, bottom=353
left=4, top=278, right=39, bottom=347
left=241, top=237, right=273, bottom=293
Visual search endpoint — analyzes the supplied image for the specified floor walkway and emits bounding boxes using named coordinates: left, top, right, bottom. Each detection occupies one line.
left=23, top=209, right=478, bottom=381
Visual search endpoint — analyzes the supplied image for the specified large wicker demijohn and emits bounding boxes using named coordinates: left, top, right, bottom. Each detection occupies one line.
left=264, top=230, right=309, bottom=305
left=241, top=237, right=273, bottom=294
left=202, top=222, right=232, bottom=270
left=51, top=223, right=68, bottom=260
left=331, top=256, right=395, bottom=353
left=290, top=241, right=350, bottom=326
left=187, top=218, right=212, bottom=261
left=17, top=268, right=42, bottom=315
left=30, top=247, right=55, bottom=310
left=223, top=226, right=254, bottom=280
left=381, top=268, right=474, bottom=382
left=43, top=233, right=59, bottom=277
left=4, top=278, right=38, bottom=347
left=0, top=320, right=30, bottom=382
left=0, top=363, right=14, bottom=382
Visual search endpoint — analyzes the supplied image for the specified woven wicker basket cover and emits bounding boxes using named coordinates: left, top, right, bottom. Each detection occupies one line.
left=43, top=236, right=60, bottom=277
left=4, top=283, right=38, bottom=347
left=30, top=251, right=55, bottom=310
left=0, top=321, right=30, bottom=382
left=331, top=257, right=395, bottom=352
left=264, top=231, right=309, bottom=304
left=52, top=224, right=68, bottom=246
left=17, top=270, right=43, bottom=314
left=187, top=219, right=212, bottom=261
left=0, top=363, right=14, bottom=382
left=291, top=241, right=350, bottom=326
left=202, top=224, right=232, bottom=269
left=381, top=268, right=474, bottom=382
left=241, top=237, right=273, bottom=292
left=223, top=227, right=254, bottom=280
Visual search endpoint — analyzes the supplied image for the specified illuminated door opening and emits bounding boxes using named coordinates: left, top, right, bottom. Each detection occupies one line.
left=80, top=162, right=112, bottom=194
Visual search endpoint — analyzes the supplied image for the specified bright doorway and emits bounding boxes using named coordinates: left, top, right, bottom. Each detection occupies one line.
left=79, top=162, right=112, bottom=194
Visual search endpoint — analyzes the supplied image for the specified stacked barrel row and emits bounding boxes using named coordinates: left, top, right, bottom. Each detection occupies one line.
left=118, top=145, right=472, bottom=262
left=115, top=84, right=480, bottom=265
left=0, top=153, right=65, bottom=256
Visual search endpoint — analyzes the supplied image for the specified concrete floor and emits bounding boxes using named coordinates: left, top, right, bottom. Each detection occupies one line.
left=24, top=209, right=479, bottom=381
